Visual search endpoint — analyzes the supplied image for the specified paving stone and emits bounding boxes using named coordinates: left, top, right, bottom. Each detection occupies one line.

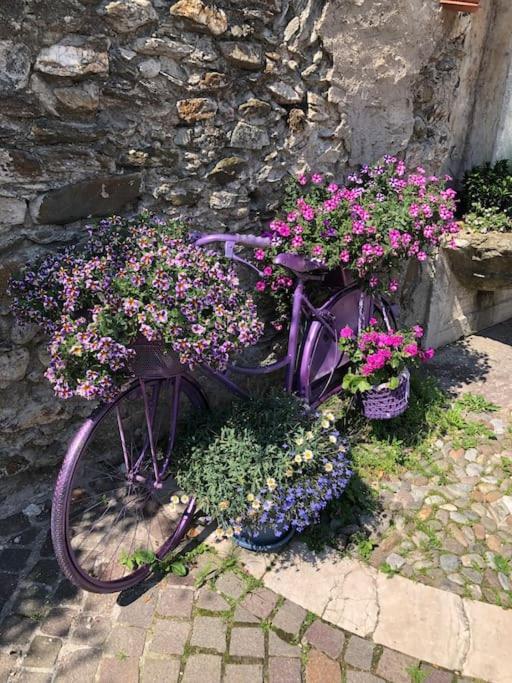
left=182, top=654, right=221, bottom=683
left=376, top=648, right=418, bottom=683
left=346, top=673, right=385, bottom=683
left=140, top=656, right=180, bottom=683
left=421, top=664, right=454, bottom=683
left=40, top=607, right=76, bottom=637
left=240, top=587, right=278, bottom=619
left=54, top=647, right=101, bottom=682
left=0, top=573, right=19, bottom=603
left=0, top=614, right=38, bottom=648
left=97, top=656, right=139, bottom=683
left=70, top=614, right=110, bottom=647
left=224, top=663, right=264, bottom=683
left=0, top=548, right=31, bottom=573
left=306, top=649, right=341, bottom=683
left=17, top=671, right=52, bottom=682
left=149, top=619, right=190, bottom=656
left=82, top=590, right=117, bottom=613
left=304, top=620, right=345, bottom=660
left=190, top=616, right=226, bottom=652
left=53, top=580, right=82, bottom=607
left=269, top=656, right=302, bottom=683
left=344, top=635, right=375, bottom=670
left=229, top=626, right=264, bottom=658
left=272, top=600, right=306, bottom=636
left=11, top=583, right=51, bottom=617
left=157, top=586, right=194, bottom=618
left=233, top=605, right=260, bottom=623
left=0, top=653, right=15, bottom=682
left=117, top=594, right=156, bottom=628
left=29, top=559, right=60, bottom=586
left=104, top=624, right=146, bottom=657
left=23, top=635, right=61, bottom=668
left=215, top=571, right=246, bottom=599
left=195, top=588, right=229, bottom=612
left=0, top=513, right=30, bottom=539
left=269, top=630, right=300, bottom=658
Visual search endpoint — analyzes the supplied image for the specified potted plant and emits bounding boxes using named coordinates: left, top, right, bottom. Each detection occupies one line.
left=9, top=212, right=263, bottom=401
left=253, top=157, right=459, bottom=328
left=176, top=392, right=352, bottom=552
left=338, top=321, right=435, bottom=420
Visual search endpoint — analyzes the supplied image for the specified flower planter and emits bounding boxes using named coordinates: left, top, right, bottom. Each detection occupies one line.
left=130, top=340, right=185, bottom=379
left=444, top=232, right=512, bottom=291
left=439, top=0, right=480, bottom=12
left=361, top=369, right=410, bottom=420
left=234, top=526, right=295, bottom=553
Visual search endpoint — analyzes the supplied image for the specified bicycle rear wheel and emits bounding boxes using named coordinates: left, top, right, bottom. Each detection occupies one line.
left=297, top=288, right=396, bottom=405
left=51, top=376, right=207, bottom=593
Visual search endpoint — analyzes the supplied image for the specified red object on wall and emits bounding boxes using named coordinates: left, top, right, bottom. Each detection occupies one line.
left=440, top=0, right=480, bottom=11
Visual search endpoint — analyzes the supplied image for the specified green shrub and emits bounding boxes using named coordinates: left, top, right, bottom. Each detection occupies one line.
left=461, top=159, right=512, bottom=217
left=463, top=203, right=512, bottom=234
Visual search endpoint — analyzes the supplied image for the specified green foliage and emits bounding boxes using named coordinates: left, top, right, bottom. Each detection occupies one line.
left=379, top=562, right=399, bottom=577
left=119, top=548, right=187, bottom=577
left=493, top=554, right=511, bottom=576
left=407, top=664, right=428, bottom=683
left=461, top=160, right=512, bottom=217
left=455, top=393, right=499, bottom=413
left=463, top=203, right=512, bottom=234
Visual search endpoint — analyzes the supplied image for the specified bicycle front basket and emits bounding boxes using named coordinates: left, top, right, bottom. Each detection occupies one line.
left=129, top=340, right=185, bottom=379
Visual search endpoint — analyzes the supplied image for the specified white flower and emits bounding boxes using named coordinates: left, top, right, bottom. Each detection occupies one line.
left=303, top=449, right=314, bottom=462
left=325, top=412, right=335, bottom=422
left=180, top=494, right=190, bottom=505
left=246, top=493, right=255, bottom=502
left=321, top=419, right=330, bottom=429
left=324, top=463, right=333, bottom=472
left=294, top=454, right=302, bottom=464
left=225, top=527, right=234, bottom=538
left=170, top=495, right=180, bottom=505
left=252, top=499, right=261, bottom=510
left=266, top=478, right=277, bottom=491
left=219, top=500, right=229, bottom=510
left=329, top=435, right=337, bottom=444
left=295, top=436, right=304, bottom=446
left=305, top=431, right=313, bottom=440
left=285, top=468, right=293, bottom=477
left=214, top=527, right=224, bottom=538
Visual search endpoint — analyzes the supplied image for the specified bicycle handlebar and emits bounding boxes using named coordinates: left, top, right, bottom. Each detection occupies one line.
left=194, top=232, right=271, bottom=249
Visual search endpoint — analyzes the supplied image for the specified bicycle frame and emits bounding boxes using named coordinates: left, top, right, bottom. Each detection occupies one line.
left=194, top=232, right=352, bottom=399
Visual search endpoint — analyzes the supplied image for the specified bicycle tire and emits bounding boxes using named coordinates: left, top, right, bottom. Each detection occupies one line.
left=51, top=376, right=208, bottom=593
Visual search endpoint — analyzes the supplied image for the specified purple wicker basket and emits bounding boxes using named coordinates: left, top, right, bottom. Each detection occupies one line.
left=361, top=369, right=410, bottom=420
left=129, top=340, right=185, bottom=379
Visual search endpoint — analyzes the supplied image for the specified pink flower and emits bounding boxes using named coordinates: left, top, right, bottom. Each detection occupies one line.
left=340, top=326, right=353, bottom=339
left=404, top=343, right=418, bottom=357
left=255, top=281, right=266, bottom=292
left=388, top=279, right=399, bottom=292
left=263, top=266, right=273, bottom=276
left=413, top=325, right=424, bottom=338
left=369, top=317, right=378, bottom=326
left=369, top=275, right=379, bottom=288
left=339, top=250, right=350, bottom=263
left=298, top=175, right=308, bottom=186
left=277, top=224, right=291, bottom=237
left=417, top=251, right=427, bottom=262
left=254, top=249, right=265, bottom=261
left=328, top=183, right=339, bottom=193
left=291, top=236, right=304, bottom=248
left=312, top=173, right=324, bottom=185
left=422, top=347, right=435, bottom=360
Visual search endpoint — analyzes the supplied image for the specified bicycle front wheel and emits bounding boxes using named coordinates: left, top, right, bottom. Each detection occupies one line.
left=51, top=376, right=207, bottom=593
left=297, top=288, right=396, bottom=405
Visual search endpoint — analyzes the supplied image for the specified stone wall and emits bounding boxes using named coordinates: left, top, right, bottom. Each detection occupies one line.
left=0, top=0, right=493, bottom=475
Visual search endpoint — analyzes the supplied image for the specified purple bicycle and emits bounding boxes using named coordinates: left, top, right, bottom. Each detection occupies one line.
left=51, top=232, right=395, bottom=593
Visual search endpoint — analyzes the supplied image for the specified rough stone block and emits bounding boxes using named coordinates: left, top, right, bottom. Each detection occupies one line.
left=272, top=600, right=306, bottom=637
left=229, top=626, right=264, bottom=658
left=344, top=635, right=375, bottom=670
left=376, top=648, right=418, bottom=683
left=0, top=41, right=31, bottom=92
left=224, top=664, right=263, bottom=683
left=30, top=174, right=142, bottom=225
left=345, top=673, right=384, bottom=683
left=35, top=44, right=109, bottom=78
left=220, top=42, right=263, bottom=70
left=54, top=647, right=101, bottom=682
left=268, top=657, right=302, bottom=683
left=169, top=0, right=227, bottom=36
left=177, top=98, right=217, bottom=123
left=215, top=571, right=245, bottom=599
left=190, top=616, right=226, bottom=652
left=140, top=657, right=180, bottom=683
left=182, top=654, right=222, bottom=683
left=240, top=588, right=278, bottom=619
left=268, top=631, right=300, bottom=658
left=97, top=656, right=139, bottom=683
left=149, top=619, right=190, bottom=656
left=195, top=588, right=229, bottom=612
left=40, top=607, right=76, bottom=638
left=70, top=614, right=111, bottom=647
left=229, top=122, right=269, bottom=150
left=104, top=625, right=146, bottom=657
left=157, top=585, right=194, bottom=618
left=24, top=636, right=61, bottom=668
left=306, top=649, right=341, bottom=683
left=0, top=197, right=26, bottom=226
left=304, top=620, right=345, bottom=660
left=98, top=0, right=157, bottom=33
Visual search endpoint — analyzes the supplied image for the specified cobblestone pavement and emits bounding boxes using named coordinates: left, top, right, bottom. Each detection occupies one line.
left=0, top=490, right=471, bottom=683
left=336, top=320, right=512, bottom=607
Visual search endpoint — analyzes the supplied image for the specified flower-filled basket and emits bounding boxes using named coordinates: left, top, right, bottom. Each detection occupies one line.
left=338, top=320, right=434, bottom=420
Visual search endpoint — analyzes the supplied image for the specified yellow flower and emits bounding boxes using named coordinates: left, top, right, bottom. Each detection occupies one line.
left=324, top=462, right=333, bottom=472
left=329, top=435, right=337, bottom=444
left=266, top=477, right=277, bottom=491
left=246, top=493, right=255, bottom=502
left=321, top=419, right=330, bottom=429
left=180, top=494, right=190, bottom=505
left=252, top=499, right=261, bottom=510
left=214, top=527, right=224, bottom=538
left=295, top=436, right=304, bottom=446
left=326, top=412, right=335, bottom=422
left=338, top=445, right=346, bottom=453
left=69, top=344, right=83, bottom=357
left=305, top=431, right=313, bottom=440
left=219, top=500, right=229, bottom=510
left=285, top=468, right=293, bottom=477
left=294, top=454, right=302, bottom=464
left=303, top=449, right=314, bottom=461
left=225, top=527, right=234, bottom=538
left=170, top=495, right=180, bottom=505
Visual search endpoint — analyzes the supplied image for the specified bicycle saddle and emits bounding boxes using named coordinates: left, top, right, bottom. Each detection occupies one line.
left=274, top=253, right=328, bottom=274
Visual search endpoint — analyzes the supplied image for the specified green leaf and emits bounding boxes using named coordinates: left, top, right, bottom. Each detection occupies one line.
left=170, top=562, right=187, bottom=576
left=388, top=376, right=400, bottom=390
